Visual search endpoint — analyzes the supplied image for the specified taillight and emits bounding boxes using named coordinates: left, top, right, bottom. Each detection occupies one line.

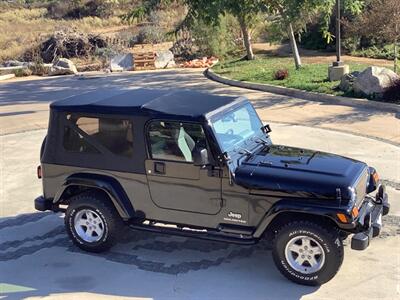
left=37, top=165, right=42, bottom=179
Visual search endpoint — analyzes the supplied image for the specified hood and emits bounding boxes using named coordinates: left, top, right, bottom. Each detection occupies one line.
left=234, top=145, right=368, bottom=202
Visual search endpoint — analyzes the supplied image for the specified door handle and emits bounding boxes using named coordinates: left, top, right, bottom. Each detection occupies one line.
left=154, top=162, right=166, bottom=174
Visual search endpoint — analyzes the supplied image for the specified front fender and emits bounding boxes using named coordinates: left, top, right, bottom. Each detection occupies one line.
left=53, top=173, right=135, bottom=220
left=253, top=199, right=352, bottom=238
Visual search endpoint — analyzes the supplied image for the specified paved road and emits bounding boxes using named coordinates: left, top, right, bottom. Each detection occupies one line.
left=0, top=70, right=399, bottom=299
left=1, top=69, right=399, bottom=144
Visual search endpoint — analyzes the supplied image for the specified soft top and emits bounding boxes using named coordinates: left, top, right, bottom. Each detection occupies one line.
left=50, top=88, right=243, bottom=120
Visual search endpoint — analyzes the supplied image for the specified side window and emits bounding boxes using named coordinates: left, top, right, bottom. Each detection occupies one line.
left=63, top=115, right=133, bottom=157
left=148, top=121, right=206, bottom=162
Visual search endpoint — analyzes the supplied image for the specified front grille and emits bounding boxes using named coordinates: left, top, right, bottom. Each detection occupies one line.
left=354, top=167, right=369, bottom=207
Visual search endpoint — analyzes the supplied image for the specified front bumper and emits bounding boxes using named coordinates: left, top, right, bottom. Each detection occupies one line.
left=351, top=185, right=390, bottom=250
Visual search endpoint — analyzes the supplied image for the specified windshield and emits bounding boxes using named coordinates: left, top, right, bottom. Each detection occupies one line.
left=211, top=103, right=264, bottom=152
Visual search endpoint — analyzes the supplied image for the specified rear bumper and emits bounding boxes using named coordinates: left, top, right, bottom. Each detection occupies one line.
left=34, top=196, right=60, bottom=212
left=351, top=185, right=389, bottom=250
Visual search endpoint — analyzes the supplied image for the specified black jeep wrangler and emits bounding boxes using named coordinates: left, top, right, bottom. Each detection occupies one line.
left=35, top=88, right=389, bottom=285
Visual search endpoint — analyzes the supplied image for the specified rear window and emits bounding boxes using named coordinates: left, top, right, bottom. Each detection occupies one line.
left=63, top=115, right=133, bottom=157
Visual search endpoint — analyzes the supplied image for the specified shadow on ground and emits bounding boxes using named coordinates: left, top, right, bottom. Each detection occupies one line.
left=0, top=212, right=319, bottom=299
left=0, top=70, right=391, bottom=129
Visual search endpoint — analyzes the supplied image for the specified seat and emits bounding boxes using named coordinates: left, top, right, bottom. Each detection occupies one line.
left=177, top=126, right=194, bottom=162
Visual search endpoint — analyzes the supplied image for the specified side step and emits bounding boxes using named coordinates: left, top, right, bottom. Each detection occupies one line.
left=128, top=221, right=257, bottom=245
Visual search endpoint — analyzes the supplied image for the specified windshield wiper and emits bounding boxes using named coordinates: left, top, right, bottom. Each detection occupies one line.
left=238, top=147, right=252, bottom=155
left=256, top=137, right=269, bottom=145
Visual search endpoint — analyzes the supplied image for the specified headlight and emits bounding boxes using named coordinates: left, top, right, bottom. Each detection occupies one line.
left=349, top=186, right=357, bottom=202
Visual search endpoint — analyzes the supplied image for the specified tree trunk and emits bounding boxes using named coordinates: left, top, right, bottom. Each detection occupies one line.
left=394, top=23, right=398, bottom=73
left=288, top=23, right=302, bottom=69
left=395, top=40, right=398, bottom=74
left=238, top=16, right=255, bottom=60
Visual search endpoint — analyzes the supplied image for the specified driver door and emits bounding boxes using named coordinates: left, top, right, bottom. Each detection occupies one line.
left=145, top=121, right=222, bottom=215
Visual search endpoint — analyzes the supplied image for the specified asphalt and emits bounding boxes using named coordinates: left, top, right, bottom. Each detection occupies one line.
left=0, top=69, right=399, bottom=299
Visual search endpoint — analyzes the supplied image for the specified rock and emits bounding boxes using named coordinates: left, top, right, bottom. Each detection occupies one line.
left=54, top=58, right=78, bottom=73
left=110, top=53, right=134, bottom=72
left=155, top=50, right=175, bottom=69
left=165, top=60, right=176, bottom=68
left=4, top=60, right=26, bottom=67
left=0, top=74, right=16, bottom=81
left=49, top=58, right=77, bottom=76
left=339, top=71, right=360, bottom=92
left=353, top=66, right=400, bottom=98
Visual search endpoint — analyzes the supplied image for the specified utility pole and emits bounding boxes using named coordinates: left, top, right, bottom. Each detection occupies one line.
left=335, top=0, right=342, bottom=66
left=328, top=0, right=349, bottom=81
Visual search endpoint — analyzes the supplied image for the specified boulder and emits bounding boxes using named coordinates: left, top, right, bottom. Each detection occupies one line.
left=353, top=66, right=400, bottom=98
left=155, top=50, right=175, bottom=69
left=110, top=53, right=134, bottom=72
left=165, top=60, right=176, bottom=68
left=3, top=60, right=26, bottom=67
left=49, top=58, right=78, bottom=76
left=339, top=71, right=360, bottom=92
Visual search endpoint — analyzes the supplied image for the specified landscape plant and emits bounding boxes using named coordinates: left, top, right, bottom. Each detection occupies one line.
left=344, top=0, right=400, bottom=72
left=123, top=0, right=270, bottom=60
left=213, top=55, right=392, bottom=96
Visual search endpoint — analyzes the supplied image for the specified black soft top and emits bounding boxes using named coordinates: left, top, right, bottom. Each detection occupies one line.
left=50, top=88, right=243, bottom=121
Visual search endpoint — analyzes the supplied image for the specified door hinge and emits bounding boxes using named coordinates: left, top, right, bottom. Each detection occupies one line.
left=208, top=168, right=221, bottom=177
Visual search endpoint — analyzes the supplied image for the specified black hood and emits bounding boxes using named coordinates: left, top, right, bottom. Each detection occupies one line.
left=234, top=145, right=368, bottom=202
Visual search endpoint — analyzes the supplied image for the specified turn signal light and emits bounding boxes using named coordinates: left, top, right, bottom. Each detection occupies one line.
left=37, top=165, right=42, bottom=179
left=372, top=171, right=380, bottom=183
left=352, top=207, right=359, bottom=218
left=336, top=213, right=348, bottom=223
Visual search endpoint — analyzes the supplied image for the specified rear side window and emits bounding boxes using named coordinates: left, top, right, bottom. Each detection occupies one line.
left=63, top=116, right=133, bottom=157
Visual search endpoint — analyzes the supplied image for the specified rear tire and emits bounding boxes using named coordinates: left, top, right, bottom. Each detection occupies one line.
left=65, top=192, right=124, bottom=253
left=272, top=221, right=343, bottom=286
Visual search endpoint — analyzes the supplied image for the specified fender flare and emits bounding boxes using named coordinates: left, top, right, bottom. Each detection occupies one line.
left=252, top=200, right=344, bottom=238
left=53, top=173, right=135, bottom=220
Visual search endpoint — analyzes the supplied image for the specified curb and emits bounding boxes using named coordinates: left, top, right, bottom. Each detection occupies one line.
left=205, top=68, right=400, bottom=113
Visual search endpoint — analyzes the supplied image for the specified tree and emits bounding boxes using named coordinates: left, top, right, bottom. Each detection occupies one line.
left=264, top=0, right=331, bottom=69
left=123, top=0, right=269, bottom=60
left=269, top=0, right=364, bottom=69
left=345, top=0, right=400, bottom=72
left=176, top=0, right=269, bottom=60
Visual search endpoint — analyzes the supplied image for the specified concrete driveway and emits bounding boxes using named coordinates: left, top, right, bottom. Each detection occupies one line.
left=0, top=70, right=399, bottom=299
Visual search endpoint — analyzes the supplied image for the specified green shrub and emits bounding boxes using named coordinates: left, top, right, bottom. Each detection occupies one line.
left=12, top=68, right=33, bottom=77
left=135, top=25, right=167, bottom=44
left=47, top=0, right=117, bottom=19
left=350, top=44, right=397, bottom=60
left=190, top=14, right=242, bottom=58
left=274, top=69, right=289, bottom=80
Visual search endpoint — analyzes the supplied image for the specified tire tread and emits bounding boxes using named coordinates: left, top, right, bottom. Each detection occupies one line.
left=272, top=220, right=343, bottom=286
left=65, top=191, right=124, bottom=253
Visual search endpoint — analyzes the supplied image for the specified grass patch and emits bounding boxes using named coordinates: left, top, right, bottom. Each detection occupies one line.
left=213, top=55, right=392, bottom=97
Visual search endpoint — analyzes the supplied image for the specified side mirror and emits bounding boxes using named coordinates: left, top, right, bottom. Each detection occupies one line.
left=193, top=147, right=209, bottom=166
left=261, top=124, right=272, bottom=134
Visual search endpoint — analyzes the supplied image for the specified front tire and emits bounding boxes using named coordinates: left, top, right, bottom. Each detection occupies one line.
left=65, top=192, right=123, bottom=253
left=272, top=221, right=343, bottom=286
